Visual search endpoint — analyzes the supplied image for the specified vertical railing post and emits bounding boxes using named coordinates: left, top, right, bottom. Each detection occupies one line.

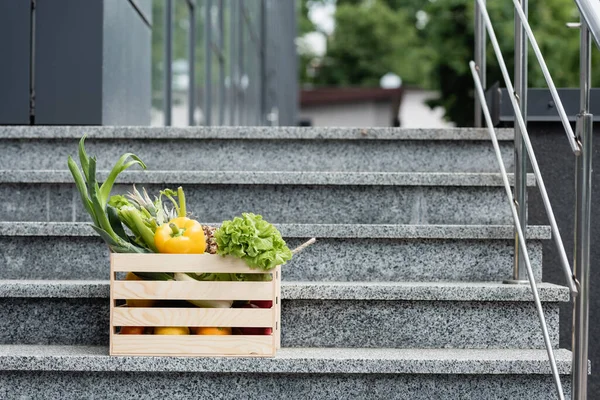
left=239, top=2, right=245, bottom=125
left=164, top=0, right=173, bottom=126
left=188, top=0, right=196, bottom=126
left=572, top=17, right=593, bottom=400
left=507, top=0, right=529, bottom=284
left=204, top=0, right=212, bottom=126
left=259, top=0, right=267, bottom=125
left=229, top=0, right=238, bottom=126
left=218, top=0, right=225, bottom=125
left=474, top=0, right=486, bottom=127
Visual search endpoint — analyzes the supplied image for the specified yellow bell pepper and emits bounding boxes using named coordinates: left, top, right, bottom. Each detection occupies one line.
left=154, top=217, right=206, bottom=254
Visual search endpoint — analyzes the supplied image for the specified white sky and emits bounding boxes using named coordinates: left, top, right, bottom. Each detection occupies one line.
left=300, top=3, right=335, bottom=57
left=309, top=3, right=336, bottom=34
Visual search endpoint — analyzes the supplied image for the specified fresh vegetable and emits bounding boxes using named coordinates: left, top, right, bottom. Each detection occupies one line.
left=203, top=225, right=218, bottom=254
left=108, top=186, right=189, bottom=253
left=239, top=327, right=272, bottom=335
left=124, top=272, right=157, bottom=307
left=251, top=300, right=273, bottom=308
left=215, top=213, right=292, bottom=270
left=155, top=217, right=206, bottom=254
left=194, top=327, right=232, bottom=335
left=173, top=273, right=233, bottom=308
left=154, top=327, right=190, bottom=335
left=68, top=135, right=149, bottom=253
left=109, top=195, right=158, bottom=252
left=235, top=304, right=273, bottom=335
left=119, top=326, right=145, bottom=335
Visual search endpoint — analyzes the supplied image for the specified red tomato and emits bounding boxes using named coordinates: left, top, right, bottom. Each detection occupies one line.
left=250, top=300, right=273, bottom=308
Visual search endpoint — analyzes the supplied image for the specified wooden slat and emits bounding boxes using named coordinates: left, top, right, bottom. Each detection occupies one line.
left=111, top=253, right=269, bottom=274
left=110, top=335, right=274, bottom=356
left=112, top=280, right=274, bottom=301
left=113, top=307, right=274, bottom=327
left=109, top=258, right=116, bottom=355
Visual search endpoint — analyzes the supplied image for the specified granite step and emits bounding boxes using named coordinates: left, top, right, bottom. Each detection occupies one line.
left=0, top=170, right=535, bottom=224
left=0, top=222, right=549, bottom=282
left=0, top=280, right=568, bottom=349
left=0, top=345, right=574, bottom=399
left=0, top=126, right=515, bottom=173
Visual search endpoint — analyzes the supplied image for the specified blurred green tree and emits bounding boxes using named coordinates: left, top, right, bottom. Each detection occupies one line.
left=299, top=0, right=593, bottom=126
left=312, top=0, right=429, bottom=87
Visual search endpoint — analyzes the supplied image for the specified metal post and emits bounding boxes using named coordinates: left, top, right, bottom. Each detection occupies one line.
left=164, top=0, right=173, bottom=126
left=204, top=0, right=212, bottom=126
left=229, top=1, right=238, bottom=126
left=572, top=18, right=593, bottom=400
left=259, top=0, right=266, bottom=125
left=218, top=0, right=225, bottom=125
left=506, top=0, right=529, bottom=284
left=188, top=1, right=196, bottom=126
left=474, top=0, right=486, bottom=127
left=237, top=1, right=247, bottom=125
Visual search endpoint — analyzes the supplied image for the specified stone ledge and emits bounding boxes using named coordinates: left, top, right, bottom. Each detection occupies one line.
left=0, top=280, right=569, bottom=302
left=0, top=170, right=536, bottom=186
left=0, top=126, right=515, bottom=141
left=0, top=345, right=576, bottom=374
left=0, top=222, right=552, bottom=239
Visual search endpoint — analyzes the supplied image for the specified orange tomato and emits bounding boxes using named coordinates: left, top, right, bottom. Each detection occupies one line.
left=194, top=327, right=232, bottom=335
left=119, top=326, right=145, bottom=335
left=125, top=272, right=156, bottom=308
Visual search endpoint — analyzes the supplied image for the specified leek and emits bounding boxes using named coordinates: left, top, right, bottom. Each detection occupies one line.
left=68, top=135, right=149, bottom=253
left=174, top=273, right=233, bottom=308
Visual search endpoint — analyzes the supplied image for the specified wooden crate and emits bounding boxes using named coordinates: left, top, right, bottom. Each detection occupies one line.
left=109, top=253, right=281, bottom=357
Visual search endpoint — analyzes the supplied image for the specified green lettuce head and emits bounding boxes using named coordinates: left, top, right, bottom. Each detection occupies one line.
left=215, top=213, right=292, bottom=270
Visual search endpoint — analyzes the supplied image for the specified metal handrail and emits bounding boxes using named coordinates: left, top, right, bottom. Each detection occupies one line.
left=474, top=0, right=595, bottom=398
left=474, top=0, right=579, bottom=295
left=574, top=0, right=600, bottom=48
left=511, top=0, right=581, bottom=155
left=470, top=60, right=566, bottom=400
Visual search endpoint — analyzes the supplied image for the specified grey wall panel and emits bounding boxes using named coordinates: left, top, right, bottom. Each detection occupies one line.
left=525, top=122, right=600, bottom=397
left=0, top=1, right=31, bottom=124
left=102, top=0, right=151, bottom=125
left=34, top=0, right=103, bottom=125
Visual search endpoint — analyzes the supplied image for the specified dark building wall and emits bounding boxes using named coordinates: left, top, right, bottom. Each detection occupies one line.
left=34, top=0, right=104, bottom=124
left=0, top=1, right=32, bottom=124
left=0, top=0, right=151, bottom=125
left=527, top=122, right=600, bottom=396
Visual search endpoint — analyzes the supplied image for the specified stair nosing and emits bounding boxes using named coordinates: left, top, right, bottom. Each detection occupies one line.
left=0, top=126, right=515, bottom=141
left=0, top=170, right=536, bottom=187
left=0, top=280, right=569, bottom=302
left=0, top=222, right=552, bottom=239
left=0, top=345, right=575, bottom=374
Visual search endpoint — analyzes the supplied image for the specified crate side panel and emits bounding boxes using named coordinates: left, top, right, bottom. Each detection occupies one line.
left=111, top=253, right=266, bottom=273
left=113, top=307, right=274, bottom=327
left=112, top=281, right=274, bottom=301
left=111, top=335, right=274, bottom=356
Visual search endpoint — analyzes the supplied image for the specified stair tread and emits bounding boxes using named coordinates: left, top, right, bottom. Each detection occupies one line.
left=0, top=344, right=573, bottom=374
left=0, top=126, right=515, bottom=141
left=0, top=170, right=536, bottom=186
left=0, top=222, right=552, bottom=239
left=0, top=280, right=569, bottom=302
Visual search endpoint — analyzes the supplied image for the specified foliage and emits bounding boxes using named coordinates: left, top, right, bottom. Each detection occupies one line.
left=310, top=0, right=431, bottom=87
left=299, top=0, right=597, bottom=126
left=421, top=0, right=581, bottom=126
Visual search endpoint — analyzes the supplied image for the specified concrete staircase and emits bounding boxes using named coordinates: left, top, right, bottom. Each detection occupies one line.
left=0, top=126, right=573, bottom=399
